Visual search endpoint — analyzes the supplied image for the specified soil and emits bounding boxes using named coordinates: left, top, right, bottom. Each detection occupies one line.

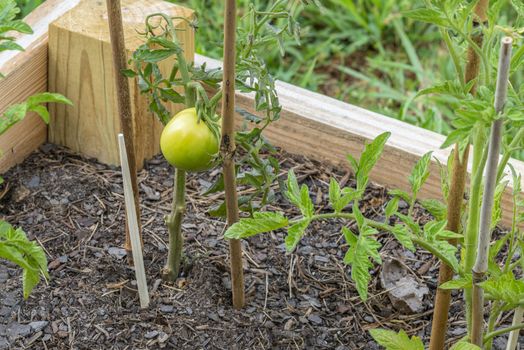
left=0, top=144, right=517, bottom=349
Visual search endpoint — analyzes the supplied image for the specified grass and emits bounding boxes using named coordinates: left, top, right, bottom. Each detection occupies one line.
left=15, top=0, right=524, bottom=146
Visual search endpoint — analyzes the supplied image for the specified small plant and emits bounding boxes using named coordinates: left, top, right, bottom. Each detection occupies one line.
left=127, top=1, right=305, bottom=306
left=0, top=0, right=71, bottom=298
left=224, top=1, right=524, bottom=347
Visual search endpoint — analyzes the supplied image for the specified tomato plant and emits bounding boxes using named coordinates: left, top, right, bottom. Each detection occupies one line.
left=160, top=107, right=220, bottom=172
left=127, top=1, right=305, bottom=284
left=0, top=0, right=71, bottom=298
left=224, top=0, right=524, bottom=348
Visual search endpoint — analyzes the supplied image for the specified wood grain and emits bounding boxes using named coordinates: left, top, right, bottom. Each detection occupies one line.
left=0, top=0, right=81, bottom=173
left=48, top=0, right=194, bottom=169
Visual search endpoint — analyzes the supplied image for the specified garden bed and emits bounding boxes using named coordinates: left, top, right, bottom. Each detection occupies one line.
left=2, top=144, right=517, bottom=350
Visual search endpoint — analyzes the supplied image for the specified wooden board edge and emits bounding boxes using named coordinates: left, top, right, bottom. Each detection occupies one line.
left=195, top=54, right=524, bottom=227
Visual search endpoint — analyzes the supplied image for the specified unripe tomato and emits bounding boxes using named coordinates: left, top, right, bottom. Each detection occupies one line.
left=160, top=107, right=219, bottom=172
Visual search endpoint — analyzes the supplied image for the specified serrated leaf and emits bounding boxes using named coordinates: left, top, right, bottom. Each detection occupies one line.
left=350, top=132, right=390, bottom=191
left=391, top=225, right=415, bottom=252
left=440, top=275, right=472, bottom=290
left=450, top=340, right=482, bottom=350
left=479, top=273, right=524, bottom=307
left=224, top=212, right=288, bottom=239
left=285, top=219, right=310, bottom=252
left=420, top=199, right=447, bottom=221
left=369, top=328, right=424, bottom=350
left=409, top=152, right=432, bottom=199
left=389, top=189, right=411, bottom=203
left=403, top=8, right=448, bottom=26
left=343, top=207, right=381, bottom=300
left=384, top=197, right=399, bottom=220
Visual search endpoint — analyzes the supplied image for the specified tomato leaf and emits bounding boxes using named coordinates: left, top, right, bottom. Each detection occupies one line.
left=369, top=328, right=424, bottom=350
left=224, top=212, right=288, bottom=240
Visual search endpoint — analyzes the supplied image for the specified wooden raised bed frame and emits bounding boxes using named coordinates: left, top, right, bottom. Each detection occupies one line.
left=0, top=0, right=523, bottom=227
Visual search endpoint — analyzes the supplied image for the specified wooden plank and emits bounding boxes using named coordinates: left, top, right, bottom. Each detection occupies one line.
left=195, top=54, right=524, bottom=227
left=48, top=0, right=194, bottom=169
left=0, top=0, right=81, bottom=173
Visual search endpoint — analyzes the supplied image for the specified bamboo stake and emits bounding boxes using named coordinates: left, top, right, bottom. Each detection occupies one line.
left=506, top=307, right=524, bottom=350
left=221, top=0, right=245, bottom=309
left=471, top=37, right=513, bottom=347
left=429, top=3, right=488, bottom=349
left=106, top=0, right=142, bottom=254
left=118, top=134, right=149, bottom=309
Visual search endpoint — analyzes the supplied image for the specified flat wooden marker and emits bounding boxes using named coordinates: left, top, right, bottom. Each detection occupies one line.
left=117, top=133, right=149, bottom=309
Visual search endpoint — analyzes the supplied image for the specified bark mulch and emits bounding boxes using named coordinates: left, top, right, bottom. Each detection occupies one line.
left=0, top=144, right=513, bottom=349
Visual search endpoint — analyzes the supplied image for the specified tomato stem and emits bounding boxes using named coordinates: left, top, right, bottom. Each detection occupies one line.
left=162, top=168, right=186, bottom=282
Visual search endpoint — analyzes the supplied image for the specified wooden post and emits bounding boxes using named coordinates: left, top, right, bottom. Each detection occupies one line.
left=47, top=0, right=194, bottom=169
left=221, top=0, right=245, bottom=309
left=429, top=2, right=488, bottom=348
left=106, top=0, right=141, bottom=252
left=118, top=134, right=149, bottom=309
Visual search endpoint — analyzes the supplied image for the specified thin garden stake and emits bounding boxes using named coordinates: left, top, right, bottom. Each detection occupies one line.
left=118, top=134, right=149, bottom=309
left=221, top=0, right=245, bottom=309
left=506, top=307, right=524, bottom=350
left=471, top=37, right=513, bottom=347
left=429, top=2, right=487, bottom=348
left=106, top=0, right=142, bottom=254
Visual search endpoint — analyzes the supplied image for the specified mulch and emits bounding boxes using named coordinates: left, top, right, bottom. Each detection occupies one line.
left=0, top=144, right=514, bottom=349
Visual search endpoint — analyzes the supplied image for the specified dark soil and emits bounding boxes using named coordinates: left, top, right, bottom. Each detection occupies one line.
left=0, top=144, right=515, bottom=349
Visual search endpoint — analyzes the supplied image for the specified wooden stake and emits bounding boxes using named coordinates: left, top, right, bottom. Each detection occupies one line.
left=429, top=3, right=488, bottom=348
left=471, top=37, right=513, bottom=346
left=105, top=0, right=142, bottom=253
left=118, top=134, right=149, bottom=309
left=221, top=0, right=245, bottom=309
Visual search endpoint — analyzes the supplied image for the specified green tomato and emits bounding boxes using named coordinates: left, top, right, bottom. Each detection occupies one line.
left=160, top=107, right=219, bottom=172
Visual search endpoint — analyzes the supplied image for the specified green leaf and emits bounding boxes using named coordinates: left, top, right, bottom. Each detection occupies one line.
left=384, top=197, right=399, bottom=220
left=491, top=181, right=507, bottom=230
left=349, top=132, right=390, bottom=191
left=369, top=328, right=424, bottom=350
left=0, top=20, right=32, bottom=34
left=409, top=152, right=432, bottom=199
left=29, top=105, right=49, bottom=123
left=440, top=275, right=472, bottom=290
left=389, top=189, right=411, bottom=203
left=223, top=212, right=288, bottom=239
left=479, top=273, right=524, bottom=307
left=403, top=8, right=448, bottom=26
left=27, top=92, right=73, bottom=107
left=450, top=340, right=482, bottom=350
left=511, top=0, right=524, bottom=16
left=391, top=225, right=415, bottom=252
left=0, top=40, right=22, bottom=52
left=0, top=102, right=27, bottom=134
left=285, top=170, right=314, bottom=217
left=420, top=199, right=447, bottom=221
left=343, top=206, right=381, bottom=300
left=285, top=219, right=311, bottom=252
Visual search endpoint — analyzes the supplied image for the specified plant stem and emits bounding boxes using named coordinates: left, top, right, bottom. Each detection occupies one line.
left=429, top=146, right=469, bottom=350
left=106, top=0, right=142, bottom=255
left=471, top=37, right=513, bottom=347
left=290, top=213, right=458, bottom=271
left=484, top=323, right=524, bottom=343
left=464, top=128, right=487, bottom=330
left=430, top=2, right=488, bottom=346
left=506, top=307, right=524, bottom=350
left=485, top=302, right=504, bottom=350
left=497, top=127, right=524, bottom=182
left=221, top=0, right=245, bottom=310
left=162, top=169, right=186, bottom=282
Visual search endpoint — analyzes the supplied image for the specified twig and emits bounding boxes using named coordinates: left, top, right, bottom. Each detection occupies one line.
left=471, top=37, right=513, bottom=346
left=105, top=0, right=142, bottom=254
